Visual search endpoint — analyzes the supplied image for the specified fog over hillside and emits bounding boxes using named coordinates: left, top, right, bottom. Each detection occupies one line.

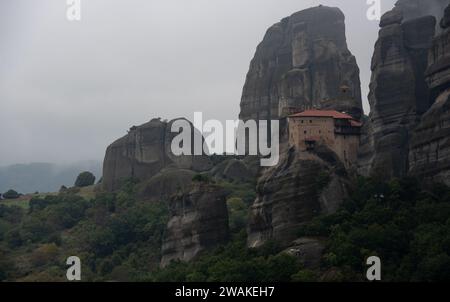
left=0, top=161, right=102, bottom=194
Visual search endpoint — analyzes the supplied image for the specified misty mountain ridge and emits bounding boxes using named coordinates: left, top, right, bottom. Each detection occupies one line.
left=0, top=161, right=102, bottom=194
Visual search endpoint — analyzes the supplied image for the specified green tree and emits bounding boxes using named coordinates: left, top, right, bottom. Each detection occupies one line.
left=75, top=171, right=96, bottom=187
left=291, top=269, right=318, bottom=282
left=192, top=174, right=210, bottom=183
left=3, top=190, right=20, bottom=199
left=227, top=198, right=248, bottom=233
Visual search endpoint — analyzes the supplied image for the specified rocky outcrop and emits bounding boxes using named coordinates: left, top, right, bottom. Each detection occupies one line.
left=247, top=145, right=349, bottom=248
left=442, top=5, right=450, bottom=28
left=160, top=183, right=229, bottom=267
left=409, top=90, right=450, bottom=185
left=358, top=1, right=444, bottom=178
left=394, top=0, right=449, bottom=32
left=283, top=237, right=325, bottom=269
left=210, top=158, right=258, bottom=183
left=409, top=5, right=450, bottom=185
left=136, top=168, right=196, bottom=202
left=239, top=5, right=363, bottom=122
left=102, top=118, right=212, bottom=191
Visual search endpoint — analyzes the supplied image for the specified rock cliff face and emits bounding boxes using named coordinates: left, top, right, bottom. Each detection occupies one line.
left=357, top=1, right=446, bottom=177
left=135, top=168, right=197, bottom=202
left=160, top=183, right=229, bottom=267
left=102, top=118, right=212, bottom=191
left=394, top=0, right=449, bottom=32
left=239, top=6, right=363, bottom=122
left=282, top=237, right=325, bottom=269
left=247, top=145, right=349, bottom=248
left=409, top=5, right=450, bottom=185
left=210, top=158, right=259, bottom=183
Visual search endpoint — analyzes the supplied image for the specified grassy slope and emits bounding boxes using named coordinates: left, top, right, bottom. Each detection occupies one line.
left=0, top=185, right=97, bottom=210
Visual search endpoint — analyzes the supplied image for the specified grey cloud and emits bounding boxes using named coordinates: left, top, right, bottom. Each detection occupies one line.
left=0, top=0, right=397, bottom=165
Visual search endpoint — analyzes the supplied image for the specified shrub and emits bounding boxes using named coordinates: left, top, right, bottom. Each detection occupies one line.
left=75, top=171, right=96, bottom=187
left=5, top=228, right=22, bottom=248
left=192, top=174, right=210, bottom=183
left=30, top=243, right=59, bottom=266
left=227, top=198, right=248, bottom=233
left=0, top=248, right=14, bottom=281
left=291, top=269, right=318, bottom=282
left=3, top=190, right=20, bottom=199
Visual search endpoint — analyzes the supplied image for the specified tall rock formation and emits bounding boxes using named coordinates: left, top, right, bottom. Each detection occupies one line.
left=243, top=6, right=356, bottom=249
left=357, top=1, right=448, bottom=177
left=160, top=183, right=229, bottom=267
left=102, top=118, right=212, bottom=192
left=247, top=144, right=349, bottom=248
left=239, top=6, right=363, bottom=122
left=409, top=5, right=450, bottom=185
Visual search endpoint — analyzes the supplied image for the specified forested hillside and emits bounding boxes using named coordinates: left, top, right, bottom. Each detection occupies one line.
left=1, top=176, right=449, bottom=281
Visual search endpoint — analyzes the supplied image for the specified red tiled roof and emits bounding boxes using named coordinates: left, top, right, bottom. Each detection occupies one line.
left=289, top=109, right=354, bottom=119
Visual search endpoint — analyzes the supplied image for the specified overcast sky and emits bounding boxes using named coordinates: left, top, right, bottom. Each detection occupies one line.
left=0, top=0, right=397, bottom=166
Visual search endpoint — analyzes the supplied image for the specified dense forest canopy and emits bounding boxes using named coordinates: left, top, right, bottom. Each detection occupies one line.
left=1, top=176, right=449, bottom=281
